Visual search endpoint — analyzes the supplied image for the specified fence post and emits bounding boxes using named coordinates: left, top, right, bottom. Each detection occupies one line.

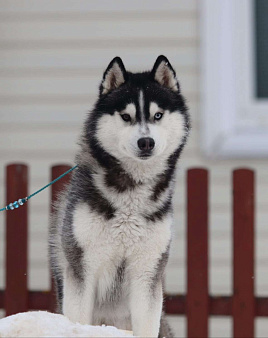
left=187, top=168, right=209, bottom=338
left=49, top=164, right=72, bottom=312
left=5, top=164, right=28, bottom=316
left=233, top=169, right=255, bottom=337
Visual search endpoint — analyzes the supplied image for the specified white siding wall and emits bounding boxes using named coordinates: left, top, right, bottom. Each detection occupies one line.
left=0, top=1, right=267, bottom=336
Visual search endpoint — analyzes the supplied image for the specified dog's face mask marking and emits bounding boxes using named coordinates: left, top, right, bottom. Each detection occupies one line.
left=94, top=55, right=189, bottom=162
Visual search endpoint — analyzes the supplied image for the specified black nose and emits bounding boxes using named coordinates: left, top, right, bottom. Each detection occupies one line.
left=137, top=137, right=155, bottom=151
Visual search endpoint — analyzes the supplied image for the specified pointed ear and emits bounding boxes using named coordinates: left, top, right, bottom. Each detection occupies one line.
left=151, top=55, right=179, bottom=92
left=100, top=57, right=127, bottom=95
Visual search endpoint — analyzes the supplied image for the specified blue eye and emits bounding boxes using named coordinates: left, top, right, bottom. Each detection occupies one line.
left=154, top=112, right=163, bottom=120
left=121, top=114, right=131, bottom=122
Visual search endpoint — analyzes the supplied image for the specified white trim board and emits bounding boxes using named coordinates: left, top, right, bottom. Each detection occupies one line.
left=200, top=0, right=268, bottom=158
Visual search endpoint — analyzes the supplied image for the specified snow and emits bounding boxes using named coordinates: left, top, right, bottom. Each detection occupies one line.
left=0, top=311, right=134, bottom=337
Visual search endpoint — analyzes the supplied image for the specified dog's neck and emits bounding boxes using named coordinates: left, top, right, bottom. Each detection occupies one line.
left=119, top=155, right=170, bottom=183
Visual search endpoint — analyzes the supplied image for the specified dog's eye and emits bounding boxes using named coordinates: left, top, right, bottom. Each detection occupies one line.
left=154, top=112, right=163, bottom=121
left=121, top=114, right=131, bottom=122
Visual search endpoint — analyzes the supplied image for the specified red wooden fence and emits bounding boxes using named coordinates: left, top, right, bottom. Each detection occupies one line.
left=0, top=164, right=268, bottom=337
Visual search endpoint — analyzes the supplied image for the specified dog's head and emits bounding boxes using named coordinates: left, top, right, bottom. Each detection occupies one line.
left=85, top=56, right=190, bottom=166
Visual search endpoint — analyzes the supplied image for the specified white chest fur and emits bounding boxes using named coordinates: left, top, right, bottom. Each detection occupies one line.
left=71, top=201, right=171, bottom=310
left=70, top=172, right=172, bottom=315
left=72, top=199, right=172, bottom=252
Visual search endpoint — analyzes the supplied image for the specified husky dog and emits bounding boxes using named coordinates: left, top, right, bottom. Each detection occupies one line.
left=49, top=55, right=190, bottom=337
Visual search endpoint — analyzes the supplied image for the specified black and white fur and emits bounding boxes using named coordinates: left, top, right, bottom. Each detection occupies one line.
left=49, top=56, right=190, bottom=337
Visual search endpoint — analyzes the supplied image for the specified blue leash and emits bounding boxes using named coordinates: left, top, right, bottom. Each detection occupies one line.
left=0, top=165, right=78, bottom=212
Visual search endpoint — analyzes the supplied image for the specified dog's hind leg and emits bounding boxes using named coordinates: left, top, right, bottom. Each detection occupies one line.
left=53, top=273, right=64, bottom=313
left=158, top=313, right=174, bottom=338
left=63, top=266, right=95, bottom=325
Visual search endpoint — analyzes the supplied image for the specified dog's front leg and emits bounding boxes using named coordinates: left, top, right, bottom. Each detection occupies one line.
left=130, top=276, right=163, bottom=337
left=63, top=267, right=95, bottom=325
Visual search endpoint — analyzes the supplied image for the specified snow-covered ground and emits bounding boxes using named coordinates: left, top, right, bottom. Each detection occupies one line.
left=0, top=311, right=133, bottom=337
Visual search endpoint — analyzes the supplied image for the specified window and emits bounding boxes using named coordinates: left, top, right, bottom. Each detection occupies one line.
left=201, top=0, right=268, bottom=158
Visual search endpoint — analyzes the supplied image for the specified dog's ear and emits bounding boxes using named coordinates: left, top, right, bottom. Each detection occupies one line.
left=100, top=57, right=127, bottom=95
left=151, top=55, right=179, bottom=92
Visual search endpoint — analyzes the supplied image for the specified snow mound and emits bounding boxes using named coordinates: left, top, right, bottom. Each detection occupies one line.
left=0, top=311, right=133, bottom=337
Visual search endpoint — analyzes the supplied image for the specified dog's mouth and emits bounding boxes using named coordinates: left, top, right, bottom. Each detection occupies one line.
left=138, top=150, right=153, bottom=160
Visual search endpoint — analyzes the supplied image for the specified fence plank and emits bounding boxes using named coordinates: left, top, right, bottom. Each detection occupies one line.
left=233, top=169, right=255, bottom=337
left=165, top=294, right=186, bottom=315
left=5, top=164, right=28, bottom=316
left=49, top=164, right=72, bottom=313
left=187, top=168, right=209, bottom=338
